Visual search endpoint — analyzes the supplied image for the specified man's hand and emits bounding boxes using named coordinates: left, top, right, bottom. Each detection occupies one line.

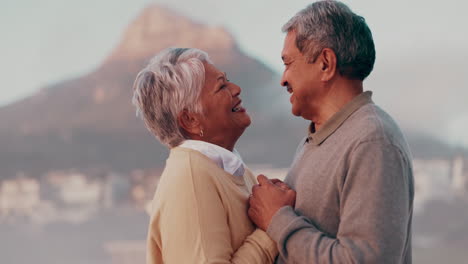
left=248, top=175, right=296, bottom=231
left=271, top=178, right=290, bottom=191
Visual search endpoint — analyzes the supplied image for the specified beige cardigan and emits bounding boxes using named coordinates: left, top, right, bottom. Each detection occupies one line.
left=147, top=147, right=277, bottom=264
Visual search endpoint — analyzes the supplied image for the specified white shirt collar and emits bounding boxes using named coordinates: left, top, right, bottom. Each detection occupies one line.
left=179, top=140, right=245, bottom=177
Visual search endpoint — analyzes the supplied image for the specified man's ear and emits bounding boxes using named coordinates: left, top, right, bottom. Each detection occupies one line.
left=177, top=109, right=202, bottom=137
left=318, top=48, right=337, bottom=82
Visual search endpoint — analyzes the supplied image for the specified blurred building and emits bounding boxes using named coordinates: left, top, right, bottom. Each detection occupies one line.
left=128, top=169, right=161, bottom=213
left=413, top=155, right=468, bottom=213
left=0, top=169, right=133, bottom=224
left=0, top=175, right=40, bottom=221
left=451, top=155, right=468, bottom=198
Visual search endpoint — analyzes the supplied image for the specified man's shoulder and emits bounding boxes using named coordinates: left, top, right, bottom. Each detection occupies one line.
left=343, top=103, right=410, bottom=151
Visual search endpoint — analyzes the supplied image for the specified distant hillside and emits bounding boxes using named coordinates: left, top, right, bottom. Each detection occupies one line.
left=0, top=5, right=463, bottom=179
left=0, top=5, right=299, bottom=178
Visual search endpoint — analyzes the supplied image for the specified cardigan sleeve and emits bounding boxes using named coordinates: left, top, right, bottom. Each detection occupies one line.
left=147, top=151, right=277, bottom=264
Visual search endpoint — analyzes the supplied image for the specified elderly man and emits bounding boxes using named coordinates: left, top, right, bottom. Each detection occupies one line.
left=248, top=1, right=414, bottom=263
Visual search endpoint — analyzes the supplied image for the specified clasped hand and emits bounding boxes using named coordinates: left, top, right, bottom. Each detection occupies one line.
left=248, top=175, right=296, bottom=231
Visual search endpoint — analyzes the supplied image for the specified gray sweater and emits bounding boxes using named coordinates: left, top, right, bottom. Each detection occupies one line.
left=267, top=92, right=414, bottom=264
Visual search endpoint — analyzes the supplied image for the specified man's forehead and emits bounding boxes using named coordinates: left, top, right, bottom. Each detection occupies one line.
left=281, top=31, right=297, bottom=60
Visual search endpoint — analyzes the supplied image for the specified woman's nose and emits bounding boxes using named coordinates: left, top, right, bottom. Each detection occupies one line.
left=230, top=83, right=241, bottom=97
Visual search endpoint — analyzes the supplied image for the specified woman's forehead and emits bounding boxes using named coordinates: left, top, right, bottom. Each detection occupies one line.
left=204, top=63, right=224, bottom=81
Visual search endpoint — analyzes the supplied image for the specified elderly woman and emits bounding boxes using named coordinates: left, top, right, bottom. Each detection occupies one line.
left=132, top=47, right=277, bottom=263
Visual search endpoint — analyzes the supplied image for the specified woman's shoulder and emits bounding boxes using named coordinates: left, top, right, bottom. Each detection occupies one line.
left=165, top=147, right=224, bottom=179
left=156, top=147, right=220, bottom=198
left=170, top=146, right=219, bottom=167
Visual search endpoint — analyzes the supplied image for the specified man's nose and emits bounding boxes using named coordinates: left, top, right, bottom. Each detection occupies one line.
left=280, top=72, right=288, bottom=87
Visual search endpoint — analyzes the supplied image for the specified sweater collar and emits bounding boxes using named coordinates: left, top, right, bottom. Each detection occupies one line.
left=307, top=91, right=374, bottom=146
left=179, top=140, right=245, bottom=177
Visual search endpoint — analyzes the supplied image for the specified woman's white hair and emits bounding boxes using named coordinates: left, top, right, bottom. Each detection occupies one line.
left=282, top=0, right=375, bottom=80
left=132, top=47, right=212, bottom=148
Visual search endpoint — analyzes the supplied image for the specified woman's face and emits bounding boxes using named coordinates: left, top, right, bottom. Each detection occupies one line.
left=197, top=62, right=251, bottom=150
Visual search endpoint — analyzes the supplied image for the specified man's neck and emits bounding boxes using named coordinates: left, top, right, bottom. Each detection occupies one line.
left=313, top=79, right=363, bottom=131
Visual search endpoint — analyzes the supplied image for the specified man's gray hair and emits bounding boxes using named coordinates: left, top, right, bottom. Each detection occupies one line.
left=283, top=0, right=375, bottom=80
left=132, top=47, right=212, bottom=148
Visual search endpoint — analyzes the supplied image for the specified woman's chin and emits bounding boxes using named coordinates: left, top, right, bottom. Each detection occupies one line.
left=240, top=113, right=252, bottom=129
left=233, top=117, right=251, bottom=137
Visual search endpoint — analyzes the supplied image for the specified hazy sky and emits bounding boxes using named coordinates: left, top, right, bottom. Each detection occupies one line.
left=1, top=0, right=467, bottom=145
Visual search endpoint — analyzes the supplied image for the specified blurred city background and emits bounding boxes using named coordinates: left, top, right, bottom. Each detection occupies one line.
left=1, top=0, right=467, bottom=263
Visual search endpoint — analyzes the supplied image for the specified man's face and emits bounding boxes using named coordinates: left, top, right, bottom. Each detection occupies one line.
left=280, top=31, right=323, bottom=120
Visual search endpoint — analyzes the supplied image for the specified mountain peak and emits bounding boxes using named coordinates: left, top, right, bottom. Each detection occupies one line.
left=0, top=3, right=280, bottom=178
left=105, top=4, right=236, bottom=64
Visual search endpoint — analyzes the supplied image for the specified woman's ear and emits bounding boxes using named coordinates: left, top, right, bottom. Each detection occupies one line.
left=318, top=48, right=337, bottom=82
left=177, top=109, right=202, bottom=137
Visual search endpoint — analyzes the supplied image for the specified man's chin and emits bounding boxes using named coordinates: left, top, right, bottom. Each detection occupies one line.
left=291, top=106, right=301, bottom=117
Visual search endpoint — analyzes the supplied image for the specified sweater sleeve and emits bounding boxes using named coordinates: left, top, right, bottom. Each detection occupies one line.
left=148, top=152, right=277, bottom=264
left=266, top=140, right=413, bottom=263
